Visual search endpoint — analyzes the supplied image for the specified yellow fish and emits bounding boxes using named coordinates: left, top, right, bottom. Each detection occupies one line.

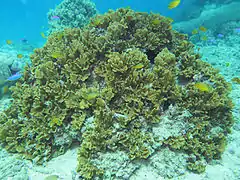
left=132, top=63, right=144, bottom=69
left=194, top=82, right=211, bottom=92
left=166, top=17, right=174, bottom=23
left=40, top=32, right=46, bottom=38
left=0, top=80, right=5, bottom=85
left=151, top=19, right=161, bottom=25
left=6, top=40, right=12, bottom=45
left=85, top=92, right=99, bottom=101
left=51, top=51, right=63, bottom=58
left=199, top=26, right=207, bottom=32
left=17, top=54, right=23, bottom=58
left=168, top=0, right=181, bottom=9
left=57, top=32, right=64, bottom=40
left=231, top=77, right=240, bottom=84
left=192, top=29, right=198, bottom=35
left=201, top=35, right=208, bottom=41
left=2, top=85, right=9, bottom=95
left=91, top=17, right=103, bottom=27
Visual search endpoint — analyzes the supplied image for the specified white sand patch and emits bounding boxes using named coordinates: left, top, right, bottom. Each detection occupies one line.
left=28, top=148, right=78, bottom=180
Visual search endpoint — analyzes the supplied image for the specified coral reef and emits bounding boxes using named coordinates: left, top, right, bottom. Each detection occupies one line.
left=0, top=47, right=31, bottom=99
left=47, top=0, right=97, bottom=34
left=0, top=8, right=234, bottom=179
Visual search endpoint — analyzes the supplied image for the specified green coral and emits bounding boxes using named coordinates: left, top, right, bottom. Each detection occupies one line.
left=0, top=8, right=234, bottom=179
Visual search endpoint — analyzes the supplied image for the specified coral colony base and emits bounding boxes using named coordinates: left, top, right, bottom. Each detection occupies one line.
left=0, top=8, right=234, bottom=179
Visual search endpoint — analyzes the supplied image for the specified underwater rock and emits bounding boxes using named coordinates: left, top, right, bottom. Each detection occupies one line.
left=0, top=52, right=14, bottom=83
left=0, top=148, right=29, bottom=179
left=10, top=59, right=28, bottom=72
left=0, top=51, right=15, bottom=66
left=0, top=63, right=11, bottom=84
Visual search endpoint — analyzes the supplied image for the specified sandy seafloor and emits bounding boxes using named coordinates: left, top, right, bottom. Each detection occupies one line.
left=0, top=33, right=240, bottom=180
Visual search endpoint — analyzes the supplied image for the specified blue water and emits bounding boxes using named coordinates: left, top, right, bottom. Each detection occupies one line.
left=0, top=0, right=190, bottom=44
left=0, top=0, right=61, bottom=44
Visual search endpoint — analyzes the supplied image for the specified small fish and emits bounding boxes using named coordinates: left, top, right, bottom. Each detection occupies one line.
left=194, top=82, right=211, bottom=92
left=40, top=32, right=46, bottom=38
left=56, top=32, right=64, bottom=40
left=235, top=28, right=240, bottom=33
left=20, top=38, right=28, bottom=43
left=231, top=77, right=240, bottom=84
left=17, top=54, right=23, bottom=58
left=113, top=113, right=128, bottom=119
left=225, top=62, right=231, bottom=67
left=2, top=85, right=9, bottom=95
left=166, top=17, right=174, bottom=23
left=91, top=18, right=102, bottom=26
left=151, top=19, right=161, bottom=25
left=192, top=29, right=198, bottom=35
left=51, top=51, right=63, bottom=58
left=199, top=26, right=207, bottom=32
left=132, top=63, right=144, bottom=69
left=168, top=0, right=180, bottom=9
left=7, top=72, right=22, bottom=81
left=51, top=15, right=60, bottom=20
left=85, top=92, right=99, bottom=101
left=201, top=35, right=208, bottom=41
left=217, top=34, right=224, bottom=38
left=6, top=40, right=12, bottom=45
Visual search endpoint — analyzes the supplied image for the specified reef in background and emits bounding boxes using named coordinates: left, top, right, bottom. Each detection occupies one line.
left=0, top=8, right=234, bottom=179
left=47, top=0, right=97, bottom=34
left=173, top=1, right=240, bottom=35
left=0, top=44, right=32, bottom=100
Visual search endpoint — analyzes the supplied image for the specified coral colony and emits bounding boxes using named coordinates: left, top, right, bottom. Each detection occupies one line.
left=0, top=8, right=234, bottom=180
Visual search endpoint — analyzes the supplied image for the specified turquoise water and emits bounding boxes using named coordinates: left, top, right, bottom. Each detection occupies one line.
left=0, top=0, right=189, bottom=43
left=0, top=0, right=225, bottom=43
left=0, top=0, right=60, bottom=43
left=0, top=0, right=240, bottom=179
